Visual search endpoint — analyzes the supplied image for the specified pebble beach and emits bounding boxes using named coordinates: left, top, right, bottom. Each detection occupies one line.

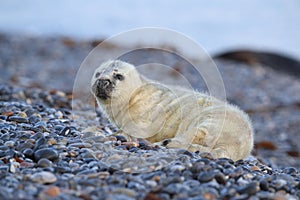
left=0, top=33, right=299, bottom=199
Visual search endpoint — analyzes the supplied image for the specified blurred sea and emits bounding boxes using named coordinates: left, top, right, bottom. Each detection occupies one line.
left=0, top=0, right=299, bottom=59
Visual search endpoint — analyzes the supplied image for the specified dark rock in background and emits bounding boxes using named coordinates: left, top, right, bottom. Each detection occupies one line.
left=215, top=49, right=300, bottom=78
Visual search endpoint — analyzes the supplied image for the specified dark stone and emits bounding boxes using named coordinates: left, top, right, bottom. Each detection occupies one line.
left=259, top=180, right=269, bottom=191
left=34, top=104, right=46, bottom=112
left=37, top=158, right=52, bottom=168
left=5, top=149, right=16, bottom=157
left=76, top=169, right=97, bottom=176
left=115, top=135, right=127, bottom=142
left=34, top=121, right=47, bottom=131
left=163, top=183, right=190, bottom=194
left=30, top=132, right=43, bottom=140
left=34, top=137, right=47, bottom=150
left=34, top=148, right=59, bottom=162
left=177, top=149, right=194, bottom=157
left=198, top=171, right=216, bottom=182
left=129, top=147, right=138, bottom=153
left=59, top=126, right=71, bottom=136
left=138, top=141, right=152, bottom=150
left=237, top=182, right=259, bottom=195
left=54, top=166, right=71, bottom=173
left=28, top=115, right=41, bottom=123
left=23, top=148, right=34, bottom=159
left=229, top=166, right=244, bottom=179
left=7, top=116, right=29, bottom=123
left=54, top=125, right=64, bottom=131
left=215, top=172, right=227, bottom=185
left=0, top=166, right=9, bottom=172
left=0, top=145, right=9, bottom=151
left=282, top=167, right=298, bottom=175
left=16, top=141, right=34, bottom=151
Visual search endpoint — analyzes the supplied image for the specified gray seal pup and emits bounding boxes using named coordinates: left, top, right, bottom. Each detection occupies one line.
left=91, top=60, right=254, bottom=161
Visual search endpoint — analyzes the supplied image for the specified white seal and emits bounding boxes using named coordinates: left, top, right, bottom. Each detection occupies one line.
left=91, top=60, right=254, bottom=161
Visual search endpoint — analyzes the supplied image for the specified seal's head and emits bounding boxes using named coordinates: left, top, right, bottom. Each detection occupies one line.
left=91, top=60, right=143, bottom=102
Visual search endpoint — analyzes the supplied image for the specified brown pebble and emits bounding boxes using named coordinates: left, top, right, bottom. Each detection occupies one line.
left=78, top=193, right=92, bottom=200
left=68, top=151, right=77, bottom=157
left=202, top=192, right=216, bottom=200
left=250, top=166, right=260, bottom=171
left=86, top=173, right=102, bottom=179
left=47, top=138, right=57, bottom=145
left=66, top=93, right=73, bottom=100
left=14, top=155, right=24, bottom=163
left=255, top=141, right=277, bottom=150
left=43, top=186, right=60, bottom=197
left=3, top=111, right=13, bottom=117
left=286, top=150, right=299, bottom=157
left=18, top=112, right=27, bottom=118
left=152, top=175, right=160, bottom=182
left=98, top=171, right=110, bottom=180
left=62, top=37, right=75, bottom=48
left=49, top=89, right=57, bottom=95
left=107, top=136, right=117, bottom=141
left=122, top=142, right=139, bottom=149
left=144, top=192, right=162, bottom=200
left=274, top=190, right=289, bottom=200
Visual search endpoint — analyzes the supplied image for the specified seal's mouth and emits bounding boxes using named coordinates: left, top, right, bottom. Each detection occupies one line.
left=92, top=79, right=115, bottom=100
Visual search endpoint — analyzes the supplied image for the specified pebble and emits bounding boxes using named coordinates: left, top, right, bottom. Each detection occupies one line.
left=163, top=183, right=190, bottom=194
left=30, top=171, right=57, bottom=184
left=4, top=141, right=14, bottom=147
left=37, top=158, right=53, bottom=168
left=9, top=162, right=19, bottom=173
left=115, top=135, right=127, bottom=142
left=8, top=116, right=29, bottom=123
left=214, top=172, right=227, bottom=185
left=259, top=180, right=269, bottom=191
left=68, top=142, right=92, bottom=148
left=59, top=126, right=71, bottom=136
left=198, top=171, right=216, bottom=182
left=23, top=148, right=34, bottom=159
left=282, top=167, right=298, bottom=175
left=111, top=188, right=137, bottom=198
left=123, top=142, right=139, bottom=149
left=237, top=181, right=259, bottom=195
left=42, top=186, right=60, bottom=197
left=28, top=115, right=41, bottom=123
left=0, top=77, right=299, bottom=199
left=34, top=148, right=59, bottom=162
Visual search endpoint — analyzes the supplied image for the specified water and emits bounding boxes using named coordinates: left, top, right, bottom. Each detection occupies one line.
left=0, top=0, right=299, bottom=59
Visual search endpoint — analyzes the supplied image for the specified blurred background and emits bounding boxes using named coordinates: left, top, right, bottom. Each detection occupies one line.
left=0, top=0, right=299, bottom=169
left=0, top=0, right=299, bottom=58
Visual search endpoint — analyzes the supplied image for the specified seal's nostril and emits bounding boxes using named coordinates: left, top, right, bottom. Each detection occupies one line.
left=103, top=80, right=110, bottom=88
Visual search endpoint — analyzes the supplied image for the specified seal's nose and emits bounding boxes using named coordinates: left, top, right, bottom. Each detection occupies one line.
left=91, top=78, right=113, bottom=100
left=98, top=79, right=111, bottom=89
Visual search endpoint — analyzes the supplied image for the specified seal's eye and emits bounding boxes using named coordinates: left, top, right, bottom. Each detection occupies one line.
left=95, top=72, right=101, bottom=78
left=113, top=74, right=124, bottom=81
